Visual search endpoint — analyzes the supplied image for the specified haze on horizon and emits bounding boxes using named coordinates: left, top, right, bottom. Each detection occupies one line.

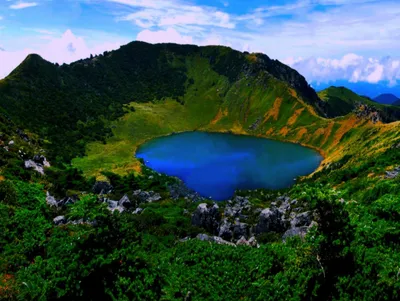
left=0, top=0, right=399, bottom=97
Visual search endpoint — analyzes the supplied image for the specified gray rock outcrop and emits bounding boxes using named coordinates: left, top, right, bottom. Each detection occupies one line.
left=192, top=203, right=221, bottom=235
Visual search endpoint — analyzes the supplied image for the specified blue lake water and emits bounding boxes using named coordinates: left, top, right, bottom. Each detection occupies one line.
left=136, top=132, right=323, bottom=201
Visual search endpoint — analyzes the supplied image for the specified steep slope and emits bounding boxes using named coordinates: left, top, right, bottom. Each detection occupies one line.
left=0, top=42, right=323, bottom=164
left=318, top=86, right=400, bottom=122
left=373, top=93, right=399, bottom=105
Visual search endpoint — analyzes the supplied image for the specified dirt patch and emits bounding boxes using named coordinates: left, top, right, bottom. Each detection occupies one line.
left=263, top=97, right=282, bottom=123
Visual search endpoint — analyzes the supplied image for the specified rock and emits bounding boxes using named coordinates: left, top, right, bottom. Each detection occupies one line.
left=236, top=236, right=249, bottom=246
left=168, top=181, right=206, bottom=202
left=282, top=226, right=309, bottom=240
left=248, top=236, right=259, bottom=248
left=24, top=160, right=46, bottom=175
left=192, top=203, right=221, bottom=235
left=235, top=236, right=259, bottom=247
left=46, top=192, right=58, bottom=207
left=224, top=196, right=251, bottom=218
left=385, top=167, right=400, bottom=179
left=132, top=190, right=161, bottom=204
left=92, top=181, right=113, bottom=195
left=179, top=236, right=190, bottom=242
left=106, top=199, right=118, bottom=209
left=196, top=233, right=210, bottom=241
left=195, top=234, right=236, bottom=246
left=133, top=207, right=143, bottom=215
left=255, top=208, right=287, bottom=234
left=290, top=211, right=312, bottom=228
left=57, top=196, right=76, bottom=207
left=118, top=194, right=132, bottom=209
left=53, top=216, right=66, bottom=225
left=218, top=218, right=233, bottom=241
left=16, top=129, right=29, bottom=142
left=232, top=219, right=249, bottom=240
left=8, top=140, right=14, bottom=146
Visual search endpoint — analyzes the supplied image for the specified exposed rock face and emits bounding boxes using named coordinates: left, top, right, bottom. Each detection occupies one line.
left=233, top=219, right=249, bottom=240
left=224, top=196, right=251, bottom=218
left=92, top=181, right=113, bottom=195
left=46, top=192, right=76, bottom=208
left=282, top=227, right=309, bottom=240
left=118, top=194, right=132, bottom=209
left=192, top=203, right=221, bottom=235
left=132, top=190, right=161, bottom=204
left=255, top=208, right=286, bottom=234
left=24, top=155, right=50, bottom=175
left=290, top=211, right=312, bottom=228
left=218, top=218, right=233, bottom=240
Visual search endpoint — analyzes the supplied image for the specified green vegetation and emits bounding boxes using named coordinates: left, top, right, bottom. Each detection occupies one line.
left=318, top=86, right=400, bottom=121
left=0, top=42, right=400, bottom=300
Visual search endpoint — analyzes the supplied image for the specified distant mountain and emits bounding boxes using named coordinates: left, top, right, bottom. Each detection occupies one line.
left=318, top=86, right=400, bottom=122
left=373, top=93, right=399, bottom=105
left=394, top=99, right=400, bottom=106
left=313, top=80, right=400, bottom=99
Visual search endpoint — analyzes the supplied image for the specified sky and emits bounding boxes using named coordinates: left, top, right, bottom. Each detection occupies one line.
left=0, top=0, right=400, bottom=94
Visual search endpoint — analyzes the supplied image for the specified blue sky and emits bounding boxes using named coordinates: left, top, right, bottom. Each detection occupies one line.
left=0, top=0, right=400, bottom=93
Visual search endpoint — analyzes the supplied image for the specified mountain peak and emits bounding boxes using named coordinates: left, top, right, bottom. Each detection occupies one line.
left=9, top=53, right=57, bottom=80
left=373, top=93, right=399, bottom=105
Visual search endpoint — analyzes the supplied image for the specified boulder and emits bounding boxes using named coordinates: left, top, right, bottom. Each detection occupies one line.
left=282, top=226, right=309, bottom=240
left=118, top=194, right=132, bottom=209
left=191, top=203, right=221, bottom=234
left=248, top=236, right=259, bottom=248
left=53, top=216, right=67, bottom=225
left=24, top=160, right=45, bottom=175
left=133, top=207, right=144, bottom=215
left=232, top=219, right=249, bottom=240
left=290, top=211, right=312, bottom=228
left=224, top=196, right=251, bottom=218
left=92, top=181, right=113, bottom=195
left=218, top=218, right=233, bottom=241
left=235, top=236, right=259, bottom=248
left=255, top=208, right=287, bottom=234
left=132, top=190, right=161, bottom=204
left=46, top=192, right=58, bottom=207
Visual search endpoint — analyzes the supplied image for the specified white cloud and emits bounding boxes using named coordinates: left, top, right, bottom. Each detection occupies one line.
left=137, top=28, right=193, bottom=44
left=285, top=54, right=400, bottom=85
left=112, top=0, right=235, bottom=30
left=0, top=30, right=127, bottom=79
left=9, top=1, right=38, bottom=9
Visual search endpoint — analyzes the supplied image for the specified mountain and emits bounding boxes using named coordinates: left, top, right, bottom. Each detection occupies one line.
left=2, top=41, right=400, bottom=300
left=0, top=42, right=323, bottom=164
left=313, top=80, right=400, bottom=99
left=394, top=99, right=400, bottom=106
left=318, top=86, right=400, bottom=122
left=373, top=93, right=399, bottom=104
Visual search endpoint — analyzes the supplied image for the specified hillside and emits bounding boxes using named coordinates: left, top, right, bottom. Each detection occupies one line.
left=374, top=93, right=399, bottom=104
left=0, top=42, right=323, bottom=165
left=318, top=86, right=400, bottom=122
left=1, top=42, right=400, bottom=300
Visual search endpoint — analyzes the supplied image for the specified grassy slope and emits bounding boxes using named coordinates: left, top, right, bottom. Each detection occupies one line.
left=318, top=86, right=400, bottom=121
left=73, top=56, right=400, bottom=179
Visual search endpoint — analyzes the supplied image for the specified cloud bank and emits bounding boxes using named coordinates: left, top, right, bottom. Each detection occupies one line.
left=285, top=54, right=400, bottom=86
